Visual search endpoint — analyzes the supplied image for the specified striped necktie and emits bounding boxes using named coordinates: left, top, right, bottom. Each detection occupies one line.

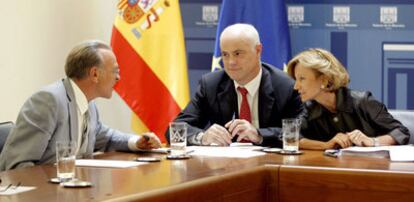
left=79, top=111, right=89, bottom=155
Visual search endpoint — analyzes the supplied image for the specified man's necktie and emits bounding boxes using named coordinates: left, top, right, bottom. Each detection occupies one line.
left=79, top=111, right=89, bottom=155
left=237, top=87, right=252, bottom=143
left=237, top=87, right=252, bottom=123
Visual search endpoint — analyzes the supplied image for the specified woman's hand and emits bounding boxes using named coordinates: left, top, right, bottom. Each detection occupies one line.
left=348, top=129, right=373, bottom=147
left=325, top=132, right=353, bottom=149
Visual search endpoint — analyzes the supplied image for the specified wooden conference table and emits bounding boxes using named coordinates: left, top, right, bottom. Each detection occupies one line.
left=1, top=149, right=414, bottom=202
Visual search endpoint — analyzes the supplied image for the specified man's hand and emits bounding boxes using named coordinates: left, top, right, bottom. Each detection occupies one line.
left=225, top=119, right=262, bottom=144
left=201, top=124, right=232, bottom=146
left=348, top=129, right=373, bottom=147
left=136, top=132, right=161, bottom=149
left=325, top=132, right=352, bottom=149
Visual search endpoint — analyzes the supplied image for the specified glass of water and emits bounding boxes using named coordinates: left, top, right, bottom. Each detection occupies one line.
left=282, top=118, right=301, bottom=152
left=56, top=141, right=76, bottom=182
left=169, top=122, right=187, bottom=156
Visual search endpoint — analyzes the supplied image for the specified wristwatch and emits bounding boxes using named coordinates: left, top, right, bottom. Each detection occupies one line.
left=195, top=132, right=205, bottom=145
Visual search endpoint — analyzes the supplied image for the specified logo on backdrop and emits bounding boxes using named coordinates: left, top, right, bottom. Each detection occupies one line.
left=196, top=5, right=219, bottom=27
left=381, top=7, right=397, bottom=24
left=326, top=6, right=357, bottom=29
left=288, top=6, right=312, bottom=28
left=333, top=6, right=350, bottom=24
left=202, top=6, right=218, bottom=23
left=288, top=6, right=304, bottom=23
left=373, top=7, right=405, bottom=29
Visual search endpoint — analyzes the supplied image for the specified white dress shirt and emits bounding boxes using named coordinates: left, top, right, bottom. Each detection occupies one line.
left=69, top=79, right=89, bottom=155
left=233, top=67, right=262, bottom=128
left=190, top=68, right=263, bottom=145
left=69, top=79, right=140, bottom=154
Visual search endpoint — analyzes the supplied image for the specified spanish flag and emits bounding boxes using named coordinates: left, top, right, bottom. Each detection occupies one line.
left=111, top=0, right=189, bottom=143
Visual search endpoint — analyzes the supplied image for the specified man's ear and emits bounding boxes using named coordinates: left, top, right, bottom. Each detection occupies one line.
left=88, top=66, right=100, bottom=83
left=255, top=43, right=262, bottom=55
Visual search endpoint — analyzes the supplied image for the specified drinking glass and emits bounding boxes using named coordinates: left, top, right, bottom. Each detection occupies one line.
left=169, top=122, right=187, bottom=156
left=56, top=141, right=76, bottom=182
left=282, top=118, right=301, bottom=152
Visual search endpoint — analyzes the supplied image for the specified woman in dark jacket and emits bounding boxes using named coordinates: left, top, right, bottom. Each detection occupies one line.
left=287, top=48, right=410, bottom=150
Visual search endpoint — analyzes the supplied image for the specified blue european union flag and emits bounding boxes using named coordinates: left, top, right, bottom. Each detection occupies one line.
left=212, top=0, right=291, bottom=71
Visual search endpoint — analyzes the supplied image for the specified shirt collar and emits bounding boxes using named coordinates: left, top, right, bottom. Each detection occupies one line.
left=69, top=79, right=89, bottom=115
left=306, top=87, right=353, bottom=121
left=335, top=87, right=354, bottom=113
left=234, top=67, right=262, bottom=96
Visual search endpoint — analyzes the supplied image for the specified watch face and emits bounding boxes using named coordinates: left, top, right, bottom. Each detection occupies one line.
left=373, top=138, right=380, bottom=147
left=195, top=133, right=203, bottom=143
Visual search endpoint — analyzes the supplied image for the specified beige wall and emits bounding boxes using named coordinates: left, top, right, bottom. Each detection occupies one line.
left=0, top=0, right=134, bottom=133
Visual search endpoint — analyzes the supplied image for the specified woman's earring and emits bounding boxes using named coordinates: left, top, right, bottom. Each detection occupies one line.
left=321, top=85, right=325, bottom=89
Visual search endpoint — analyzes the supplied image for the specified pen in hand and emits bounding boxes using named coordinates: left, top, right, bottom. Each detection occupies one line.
left=228, top=112, right=235, bottom=127
left=213, top=112, right=235, bottom=146
left=226, top=112, right=236, bottom=133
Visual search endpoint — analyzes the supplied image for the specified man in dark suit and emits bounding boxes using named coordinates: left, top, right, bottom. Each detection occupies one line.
left=167, top=24, right=303, bottom=147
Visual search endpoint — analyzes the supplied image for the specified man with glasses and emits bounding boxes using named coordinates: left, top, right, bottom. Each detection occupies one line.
left=0, top=40, right=161, bottom=171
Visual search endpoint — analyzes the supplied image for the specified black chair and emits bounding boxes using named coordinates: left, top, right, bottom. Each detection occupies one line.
left=389, top=110, right=414, bottom=144
left=0, top=121, right=14, bottom=153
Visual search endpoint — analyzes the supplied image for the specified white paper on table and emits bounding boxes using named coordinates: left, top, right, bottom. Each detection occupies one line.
left=229, top=142, right=266, bottom=151
left=340, top=146, right=391, bottom=152
left=389, top=145, right=414, bottom=161
left=0, top=186, right=36, bottom=195
left=188, top=146, right=266, bottom=158
left=75, top=159, right=147, bottom=168
left=229, top=142, right=254, bottom=147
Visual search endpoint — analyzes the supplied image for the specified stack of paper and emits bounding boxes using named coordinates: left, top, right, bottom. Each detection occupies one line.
left=339, top=145, right=414, bottom=161
left=340, top=146, right=390, bottom=158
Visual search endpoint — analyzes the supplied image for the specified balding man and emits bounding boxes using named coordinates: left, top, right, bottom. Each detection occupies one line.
left=0, top=40, right=161, bottom=171
left=167, top=24, right=303, bottom=147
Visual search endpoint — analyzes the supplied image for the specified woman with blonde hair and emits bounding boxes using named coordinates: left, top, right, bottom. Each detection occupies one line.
left=287, top=48, right=410, bottom=150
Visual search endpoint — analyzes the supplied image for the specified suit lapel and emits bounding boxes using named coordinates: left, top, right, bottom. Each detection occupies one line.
left=258, top=67, right=275, bottom=128
left=62, top=78, right=79, bottom=143
left=217, top=78, right=238, bottom=124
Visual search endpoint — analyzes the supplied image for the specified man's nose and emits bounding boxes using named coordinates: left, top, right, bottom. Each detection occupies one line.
left=228, top=56, right=236, bottom=65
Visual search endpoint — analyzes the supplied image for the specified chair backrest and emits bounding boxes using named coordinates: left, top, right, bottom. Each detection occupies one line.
left=0, top=121, right=14, bottom=153
left=388, top=110, right=414, bottom=144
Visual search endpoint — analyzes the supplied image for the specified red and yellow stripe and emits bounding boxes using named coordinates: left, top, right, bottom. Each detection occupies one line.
left=111, top=0, right=189, bottom=142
